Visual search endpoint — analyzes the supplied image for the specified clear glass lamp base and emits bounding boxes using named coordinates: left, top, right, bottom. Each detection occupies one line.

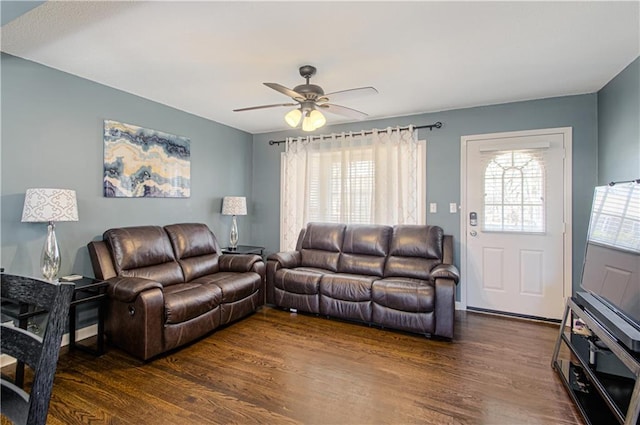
left=229, top=215, right=239, bottom=249
left=41, top=222, right=61, bottom=281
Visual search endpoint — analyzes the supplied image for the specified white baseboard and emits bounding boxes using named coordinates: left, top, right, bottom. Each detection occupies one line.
left=455, top=301, right=465, bottom=310
left=0, top=324, right=98, bottom=368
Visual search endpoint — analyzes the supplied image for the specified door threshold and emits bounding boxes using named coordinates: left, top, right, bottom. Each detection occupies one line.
left=467, top=306, right=561, bottom=324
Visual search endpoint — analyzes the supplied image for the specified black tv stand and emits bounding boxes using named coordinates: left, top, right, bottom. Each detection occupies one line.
left=552, top=297, right=640, bottom=425
left=576, top=292, right=640, bottom=353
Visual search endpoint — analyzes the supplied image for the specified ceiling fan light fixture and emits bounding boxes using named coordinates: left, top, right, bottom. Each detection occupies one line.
left=302, top=114, right=316, bottom=132
left=235, top=65, right=376, bottom=130
left=309, top=109, right=326, bottom=129
left=285, top=108, right=302, bottom=127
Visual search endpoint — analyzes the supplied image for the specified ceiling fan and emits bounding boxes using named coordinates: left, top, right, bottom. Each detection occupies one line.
left=233, top=65, right=378, bottom=131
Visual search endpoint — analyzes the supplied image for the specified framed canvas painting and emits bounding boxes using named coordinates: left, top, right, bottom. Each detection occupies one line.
left=103, top=120, right=191, bottom=198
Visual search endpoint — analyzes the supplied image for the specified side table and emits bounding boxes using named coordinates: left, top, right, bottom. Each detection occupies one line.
left=65, top=276, right=108, bottom=356
left=221, top=245, right=265, bottom=256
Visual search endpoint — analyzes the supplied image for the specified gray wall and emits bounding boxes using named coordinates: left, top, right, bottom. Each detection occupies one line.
left=1, top=54, right=254, bottom=279
left=251, top=94, right=599, bottom=297
left=1, top=1, right=46, bottom=26
left=598, top=56, right=640, bottom=184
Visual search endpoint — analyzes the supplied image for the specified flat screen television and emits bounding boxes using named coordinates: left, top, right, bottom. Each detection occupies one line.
left=577, top=181, right=640, bottom=352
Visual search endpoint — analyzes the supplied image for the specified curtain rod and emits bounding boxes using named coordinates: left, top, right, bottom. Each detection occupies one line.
left=268, top=121, right=443, bottom=146
left=608, top=179, right=640, bottom=186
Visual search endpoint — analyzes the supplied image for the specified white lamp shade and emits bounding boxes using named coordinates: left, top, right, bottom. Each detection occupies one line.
left=302, top=114, right=315, bottom=132
left=309, top=109, right=326, bottom=129
left=221, top=196, right=247, bottom=216
left=21, top=188, right=79, bottom=222
left=285, top=109, right=302, bottom=127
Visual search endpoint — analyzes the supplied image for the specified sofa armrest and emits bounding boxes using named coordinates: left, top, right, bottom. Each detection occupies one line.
left=105, top=286, right=165, bottom=361
left=107, top=276, right=163, bottom=303
left=266, top=251, right=301, bottom=268
left=219, top=254, right=263, bottom=273
left=434, top=278, right=456, bottom=338
left=431, top=264, right=460, bottom=284
left=265, top=251, right=300, bottom=305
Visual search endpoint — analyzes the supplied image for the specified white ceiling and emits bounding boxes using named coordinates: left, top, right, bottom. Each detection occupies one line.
left=2, top=1, right=639, bottom=134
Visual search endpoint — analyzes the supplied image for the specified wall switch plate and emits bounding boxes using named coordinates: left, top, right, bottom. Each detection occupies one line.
left=449, top=203, right=457, bottom=213
left=429, top=203, right=437, bottom=213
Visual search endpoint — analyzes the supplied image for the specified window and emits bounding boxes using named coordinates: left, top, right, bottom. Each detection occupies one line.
left=280, top=127, right=425, bottom=250
left=588, top=184, right=640, bottom=253
left=308, top=149, right=374, bottom=224
left=483, top=150, right=545, bottom=233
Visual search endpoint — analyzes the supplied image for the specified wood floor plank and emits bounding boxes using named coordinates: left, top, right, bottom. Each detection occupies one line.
left=4, top=307, right=584, bottom=424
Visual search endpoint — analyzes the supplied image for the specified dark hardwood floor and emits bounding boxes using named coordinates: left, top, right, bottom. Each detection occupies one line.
left=5, top=307, right=583, bottom=424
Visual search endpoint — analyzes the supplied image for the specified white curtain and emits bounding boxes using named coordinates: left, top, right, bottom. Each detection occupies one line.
left=280, top=126, right=425, bottom=251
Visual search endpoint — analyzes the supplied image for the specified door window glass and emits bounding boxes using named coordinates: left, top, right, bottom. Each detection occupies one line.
left=483, top=150, right=545, bottom=232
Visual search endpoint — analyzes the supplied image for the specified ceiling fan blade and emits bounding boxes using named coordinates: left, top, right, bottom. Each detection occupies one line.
left=233, top=103, right=297, bottom=112
left=264, top=83, right=306, bottom=101
left=319, top=103, right=368, bottom=119
left=322, top=86, right=378, bottom=103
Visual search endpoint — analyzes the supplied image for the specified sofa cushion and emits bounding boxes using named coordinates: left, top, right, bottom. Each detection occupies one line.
left=163, top=283, right=222, bottom=324
left=165, top=223, right=221, bottom=281
left=193, top=272, right=261, bottom=303
left=384, top=225, right=444, bottom=280
left=372, top=278, right=435, bottom=313
left=300, top=249, right=341, bottom=272
left=104, top=226, right=184, bottom=285
left=105, top=226, right=176, bottom=270
left=301, top=222, right=346, bottom=251
left=337, top=224, right=391, bottom=276
left=320, top=274, right=376, bottom=302
left=338, top=253, right=386, bottom=277
left=299, top=223, right=345, bottom=272
left=177, top=255, right=219, bottom=282
left=384, top=257, right=441, bottom=280
left=389, top=225, right=443, bottom=260
left=119, top=263, right=185, bottom=285
left=342, top=224, right=392, bottom=256
left=165, top=223, right=219, bottom=258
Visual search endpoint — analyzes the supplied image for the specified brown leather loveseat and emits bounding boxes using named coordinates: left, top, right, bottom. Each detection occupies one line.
left=88, top=223, right=264, bottom=360
left=266, top=223, right=460, bottom=338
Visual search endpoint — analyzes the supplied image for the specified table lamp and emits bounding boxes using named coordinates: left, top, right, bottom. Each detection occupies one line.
left=221, top=196, right=247, bottom=250
left=21, top=188, right=79, bottom=281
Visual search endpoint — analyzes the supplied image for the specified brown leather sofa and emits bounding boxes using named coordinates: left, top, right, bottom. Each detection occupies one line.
left=266, top=223, right=460, bottom=338
left=88, top=223, right=264, bottom=360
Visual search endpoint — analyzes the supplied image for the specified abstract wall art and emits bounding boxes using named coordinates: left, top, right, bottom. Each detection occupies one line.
left=103, top=120, right=191, bottom=198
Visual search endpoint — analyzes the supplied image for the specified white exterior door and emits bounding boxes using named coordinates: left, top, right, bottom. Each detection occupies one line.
left=461, top=128, right=572, bottom=320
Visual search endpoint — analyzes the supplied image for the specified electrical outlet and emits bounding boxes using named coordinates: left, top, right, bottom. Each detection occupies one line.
left=429, top=203, right=437, bottom=213
left=449, top=203, right=457, bottom=213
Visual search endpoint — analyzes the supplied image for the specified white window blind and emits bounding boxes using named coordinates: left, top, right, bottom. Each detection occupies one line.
left=482, top=149, right=546, bottom=233
left=307, top=149, right=375, bottom=224
left=588, top=183, right=640, bottom=254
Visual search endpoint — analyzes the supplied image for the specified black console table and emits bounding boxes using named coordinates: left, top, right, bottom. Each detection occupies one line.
left=552, top=297, right=640, bottom=425
left=221, top=245, right=264, bottom=256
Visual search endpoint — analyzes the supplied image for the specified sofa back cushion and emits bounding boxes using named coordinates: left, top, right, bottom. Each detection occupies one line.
left=164, top=223, right=220, bottom=282
left=299, top=223, right=346, bottom=272
left=104, top=226, right=184, bottom=285
left=384, top=225, right=444, bottom=280
left=338, top=224, right=392, bottom=276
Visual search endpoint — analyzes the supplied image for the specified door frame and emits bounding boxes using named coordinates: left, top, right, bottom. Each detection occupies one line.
left=459, top=127, right=573, bottom=312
